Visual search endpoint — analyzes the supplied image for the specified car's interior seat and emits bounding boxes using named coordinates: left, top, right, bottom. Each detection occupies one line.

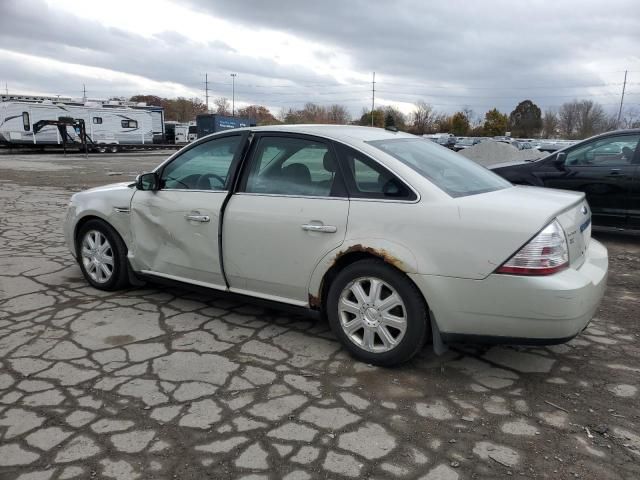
left=280, top=163, right=313, bottom=194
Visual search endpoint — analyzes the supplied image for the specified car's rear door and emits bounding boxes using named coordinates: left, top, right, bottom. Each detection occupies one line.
left=222, top=133, right=349, bottom=305
left=543, top=133, right=640, bottom=228
left=129, top=133, right=247, bottom=288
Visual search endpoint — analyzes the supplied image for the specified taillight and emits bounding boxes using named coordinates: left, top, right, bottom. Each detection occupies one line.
left=496, top=219, right=569, bottom=276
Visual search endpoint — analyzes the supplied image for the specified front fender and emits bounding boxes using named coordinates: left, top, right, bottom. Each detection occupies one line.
left=67, top=185, right=135, bottom=255
left=307, top=238, right=419, bottom=307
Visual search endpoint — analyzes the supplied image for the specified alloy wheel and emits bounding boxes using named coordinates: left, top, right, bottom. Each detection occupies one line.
left=338, top=276, right=407, bottom=353
left=80, top=230, right=114, bottom=284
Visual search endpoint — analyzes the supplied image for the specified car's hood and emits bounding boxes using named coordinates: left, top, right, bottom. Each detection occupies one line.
left=71, top=182, right=136, bottom=214
left=488, top=156, right=548, bottom=169
left=78, top=182, right=134, bottom=194
left=487, top=160, right=529, bottom=169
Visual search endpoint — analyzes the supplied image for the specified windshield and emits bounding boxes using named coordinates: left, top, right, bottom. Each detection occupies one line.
left=367, top=138, right=511, bottom=197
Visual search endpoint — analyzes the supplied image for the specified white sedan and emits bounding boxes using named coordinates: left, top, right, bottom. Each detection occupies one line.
left=64, top=125, right=608, bottom=365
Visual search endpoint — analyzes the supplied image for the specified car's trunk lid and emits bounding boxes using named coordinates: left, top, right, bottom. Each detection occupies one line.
left=555, top=197, right=591, bottom=269
left=452, top=185, right=589, bottom=277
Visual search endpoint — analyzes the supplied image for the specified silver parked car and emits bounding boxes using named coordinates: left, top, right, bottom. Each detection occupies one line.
left=64, top=125, right=608, bottom=365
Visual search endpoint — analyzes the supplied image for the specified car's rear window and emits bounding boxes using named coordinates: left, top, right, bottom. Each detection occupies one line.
left=367, top=138, right=511, bottom=197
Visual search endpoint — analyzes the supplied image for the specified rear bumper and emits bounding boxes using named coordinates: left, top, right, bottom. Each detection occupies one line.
left=409, top=239, right=608, bottom=343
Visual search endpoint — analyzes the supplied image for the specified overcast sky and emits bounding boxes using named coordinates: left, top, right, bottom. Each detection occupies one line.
left=1, top=0, right=638, bottom=118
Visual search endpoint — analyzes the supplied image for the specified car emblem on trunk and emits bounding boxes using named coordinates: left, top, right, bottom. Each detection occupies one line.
left=581, top=205, right=588, bottom=215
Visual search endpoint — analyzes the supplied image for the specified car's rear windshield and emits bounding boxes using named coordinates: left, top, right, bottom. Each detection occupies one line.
left=367, top=138, right=511, bottom=198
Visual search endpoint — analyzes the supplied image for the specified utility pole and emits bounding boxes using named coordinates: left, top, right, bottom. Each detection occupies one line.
left=371, top=72, right=376, bottom=127
left=231, top=73, right=237, bottom=116
left=616, top=70, right=628, bottom=128
left=4, top=82, right=8, bottom=95
left=82, top=84, right=87, bottom=102
left=205, top=73, right=209, bottom=112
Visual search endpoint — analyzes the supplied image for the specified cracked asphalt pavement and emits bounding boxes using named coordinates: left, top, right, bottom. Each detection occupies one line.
left=0, top=153, right=639, bottom=480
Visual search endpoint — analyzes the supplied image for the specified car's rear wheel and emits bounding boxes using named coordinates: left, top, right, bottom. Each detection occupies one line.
left=327, top=259, right=429, bottom=366
left=77, top=219, right=129, bottom=291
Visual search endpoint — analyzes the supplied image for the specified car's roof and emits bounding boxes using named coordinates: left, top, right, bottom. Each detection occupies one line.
left=238, top=124, right=416, bottom=144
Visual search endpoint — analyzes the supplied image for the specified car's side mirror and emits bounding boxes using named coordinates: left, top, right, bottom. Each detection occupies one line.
left=553, top=152, right=567, bottom=170
left=136, top=172, right=159, bottom=191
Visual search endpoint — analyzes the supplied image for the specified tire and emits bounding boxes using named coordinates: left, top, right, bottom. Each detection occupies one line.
left=97, top=145, right=107, bottom=153
left=326, top=259, right=429, bottom=366
left=76, top=219, right=130, bottom=291
left=109, top=144, right=119, bottom=153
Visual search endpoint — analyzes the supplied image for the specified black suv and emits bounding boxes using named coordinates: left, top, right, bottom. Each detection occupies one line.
left=490, top=129, right=640, bottom=231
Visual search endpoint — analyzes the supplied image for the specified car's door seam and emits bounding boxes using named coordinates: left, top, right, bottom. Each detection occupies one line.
left=218, top=131, right=254, bottom=289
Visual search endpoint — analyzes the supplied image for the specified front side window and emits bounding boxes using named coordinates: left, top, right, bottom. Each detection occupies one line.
left=22, top=112, right=30, bottom=131
left=336, top=144, right=415, bottom=200
left=160, top=135, right=241, bottom=190
left=243, top=136, right=340, bottom=197
left=93, top=117, right=103, bottom=124
left=565, top=135, right=639, bottom=167
left=368, top=138, right=511, bottom=198
left=121, top=120, right=138, bottom=128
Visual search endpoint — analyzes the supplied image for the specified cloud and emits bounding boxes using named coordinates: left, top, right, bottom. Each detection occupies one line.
left=1, top=0, right=638, bottom=117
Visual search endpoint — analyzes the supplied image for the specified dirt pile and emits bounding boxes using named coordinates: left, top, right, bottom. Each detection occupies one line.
left=459, top=140, right=545, bottom=166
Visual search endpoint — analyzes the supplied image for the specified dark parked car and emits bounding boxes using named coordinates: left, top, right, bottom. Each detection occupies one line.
left=490, top=129, right=640, bottom=231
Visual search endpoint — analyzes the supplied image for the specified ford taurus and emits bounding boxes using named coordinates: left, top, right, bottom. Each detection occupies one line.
left=64, top=125, right=608, bottom=365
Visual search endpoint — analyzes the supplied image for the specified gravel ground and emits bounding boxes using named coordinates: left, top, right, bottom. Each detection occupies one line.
left=0, top=153, right=639, bottom=480
left=458, top=141, right=545, bottom=166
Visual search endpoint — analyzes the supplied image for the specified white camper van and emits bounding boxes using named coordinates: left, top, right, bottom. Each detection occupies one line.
left=0, top=95, right=164, bottom=151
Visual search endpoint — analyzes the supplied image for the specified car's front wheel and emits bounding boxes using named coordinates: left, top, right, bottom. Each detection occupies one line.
left=327, top=259, right=429, bottom=366
left=77, top=219, right=129, bottom=291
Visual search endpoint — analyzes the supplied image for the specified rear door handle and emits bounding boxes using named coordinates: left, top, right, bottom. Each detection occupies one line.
left=607, top=169, right=626, bottom=177
left=186, top=212, right=210, bottom=222
left=301, top=224, right=337, bottom=233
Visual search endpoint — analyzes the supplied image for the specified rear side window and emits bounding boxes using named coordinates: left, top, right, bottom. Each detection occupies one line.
left=368, top=138, right=510, bottom=198
left=336, top=144, right=416, bottom=200
left=22, top=112, right=30, bottom=131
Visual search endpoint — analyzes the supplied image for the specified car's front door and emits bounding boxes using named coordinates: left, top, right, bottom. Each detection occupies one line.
left=129, top=133, right=247, bottom=288
left=543, top=134, right=640, bottom=228
left=222, top=133, right=349, bottom=305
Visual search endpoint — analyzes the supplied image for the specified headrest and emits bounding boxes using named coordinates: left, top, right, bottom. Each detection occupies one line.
left=323, top=151, right=336, bottom=172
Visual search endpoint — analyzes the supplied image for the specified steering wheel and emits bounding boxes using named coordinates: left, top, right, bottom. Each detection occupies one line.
left=197, top=173, right=226, bottom=190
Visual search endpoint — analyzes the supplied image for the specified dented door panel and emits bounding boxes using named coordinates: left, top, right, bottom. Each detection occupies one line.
left=129, top=189, right=226, bottom=287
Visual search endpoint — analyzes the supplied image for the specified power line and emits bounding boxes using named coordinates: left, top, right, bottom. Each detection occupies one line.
left=617, top=70, right=628, bottom=127
left=204, top=73, right=209, bottom=112
left=371, top=72, right=376, bottom=126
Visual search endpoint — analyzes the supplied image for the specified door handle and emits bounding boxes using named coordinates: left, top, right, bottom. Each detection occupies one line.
left=186, top=213, right=210, bottom=222
left=607, top=169, right=626, bottom=177
left=301, top=224, right=337, bottom=233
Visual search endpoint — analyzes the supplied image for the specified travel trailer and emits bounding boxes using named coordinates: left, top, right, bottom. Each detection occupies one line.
left=0, top=95, right=165, bottom=151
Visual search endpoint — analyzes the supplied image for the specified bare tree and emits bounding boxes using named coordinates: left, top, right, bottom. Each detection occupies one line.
left=621, top=107, right=640, bottom=129
left=575, top=100, right=606, bottom=138
left=541, top=108, right=559, bottom=138
left=411, top=101, right=438, bottom=135
left=213, top=97, right=230, bottom=115
left=327, top=104, right=351, bottom=124
left=558, top=101, right=580, bottom=138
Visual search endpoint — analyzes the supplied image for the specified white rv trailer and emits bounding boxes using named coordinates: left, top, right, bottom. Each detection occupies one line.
left=0, top=95, right=165, bottom=151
